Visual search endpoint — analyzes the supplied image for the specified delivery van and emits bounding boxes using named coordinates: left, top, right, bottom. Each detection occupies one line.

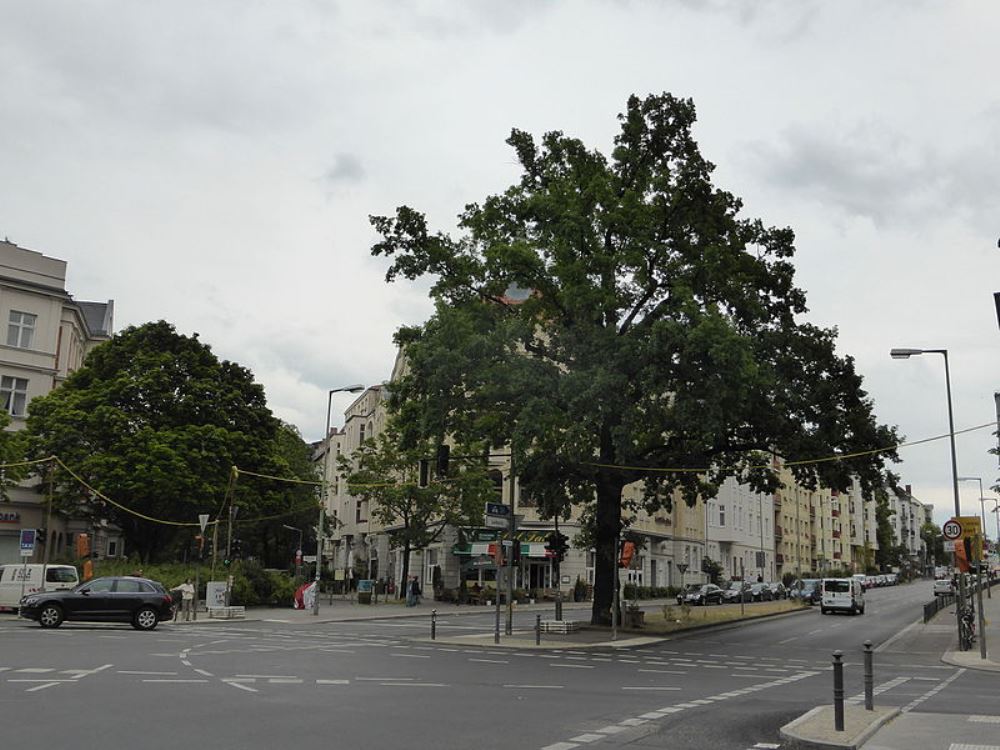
left=820, top=577, right=865, bottom=615
left=0, top=564, right=79, bottom=611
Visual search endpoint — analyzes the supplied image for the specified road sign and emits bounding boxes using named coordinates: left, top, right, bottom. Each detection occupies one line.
left=484, top=515, right=508, bottom=529
left=942, top=519, right=962, bottom=541
left=944, top=540, right=957, bottom=552
left=485, top=502, right=511, bottom=517
left=957, top=516, right=982, bottom=537
left=198, top=514, right=210, bottom=533
left=19, top=528, right=36, bottom=557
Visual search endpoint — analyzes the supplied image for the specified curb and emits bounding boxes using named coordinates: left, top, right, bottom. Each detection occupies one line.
left=779, top=705, right=899, bottom=750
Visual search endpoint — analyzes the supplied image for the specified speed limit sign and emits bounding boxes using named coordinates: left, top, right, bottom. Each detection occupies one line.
left=942, top=518, right=962, bottom=541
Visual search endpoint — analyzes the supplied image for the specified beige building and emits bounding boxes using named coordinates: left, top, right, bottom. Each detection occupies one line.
left=0, top=239, right=114, bottom=564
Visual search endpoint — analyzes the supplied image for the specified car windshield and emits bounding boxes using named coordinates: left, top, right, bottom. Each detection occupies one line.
left=46, top=567, right=77, bottom=583
left=824, top=580, right=850, bottom=593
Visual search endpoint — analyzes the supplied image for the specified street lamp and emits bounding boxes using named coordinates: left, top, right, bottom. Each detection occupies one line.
left=282, top=524, right=304, bottom=578
left=317, top=384, right=366, bottom=615
left=890, top=347, right=965, bottom=644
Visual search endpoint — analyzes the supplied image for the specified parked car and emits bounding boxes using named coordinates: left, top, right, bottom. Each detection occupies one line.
left=680, top=584, right=724, bottom=606
left=765, top=581, right=787, bottom=600
left=749, top=583, right=772, bottom=602
left=676, top=583, right=703, bottom=605
left=885, top=573, right=898, bottom=585
left=933, top=578, right=955, bottom=596
left=18, top=576, right=174, bottom=630
left=722, top=581, right=751, bottom=603
left=864, top=575, right=878, bottom=589
left=789, top=578, right=821, bottom=605
left=852, top=573, right=868, bottom=591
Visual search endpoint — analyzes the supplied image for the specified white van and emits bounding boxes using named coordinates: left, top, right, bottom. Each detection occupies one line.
left=821, top=577, right=865, bottom=615
left=0, top=564, right=79, bottom=611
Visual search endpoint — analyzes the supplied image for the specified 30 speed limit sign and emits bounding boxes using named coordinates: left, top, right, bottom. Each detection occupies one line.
left=942, top=518, right=962, bottom=541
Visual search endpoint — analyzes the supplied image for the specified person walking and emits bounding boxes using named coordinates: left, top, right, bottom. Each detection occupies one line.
left=178, top=578, right=195, bottom=621
left=406, top=576, right=417, bottom=607
left=412, top=576, right=422, bottom=605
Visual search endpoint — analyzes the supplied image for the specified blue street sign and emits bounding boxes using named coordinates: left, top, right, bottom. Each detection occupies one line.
left=19, top=528, right=36, bottom=556
left=485, top=502, right=511, bottom=517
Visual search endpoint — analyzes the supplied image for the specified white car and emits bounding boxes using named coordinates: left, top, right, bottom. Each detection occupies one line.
left=933, top=578, right=954, bottom=596
left=821, top=577, right=865, bottom=615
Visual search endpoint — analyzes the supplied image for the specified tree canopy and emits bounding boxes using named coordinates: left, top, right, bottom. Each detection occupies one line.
left=25, top=320, right=318, bottom=563
left=370, top=92, right=899, bottom=624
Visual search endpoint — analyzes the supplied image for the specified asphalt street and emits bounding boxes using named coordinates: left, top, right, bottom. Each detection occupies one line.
left=0, top=581, right=994, bottom=750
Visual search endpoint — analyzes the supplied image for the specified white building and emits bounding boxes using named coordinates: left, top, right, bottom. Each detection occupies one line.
left=0, top=239, right=114, bottom=564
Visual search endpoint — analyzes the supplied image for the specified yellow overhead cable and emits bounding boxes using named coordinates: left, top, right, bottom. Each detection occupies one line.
left=585, top=420, right=999, bottom=473
left=233, top=467, right=323, bottom=487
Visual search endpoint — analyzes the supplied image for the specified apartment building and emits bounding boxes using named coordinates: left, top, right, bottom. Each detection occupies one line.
left=889, top=484, right=931, bottom=572
left=0, top=239, right=115, bottom=564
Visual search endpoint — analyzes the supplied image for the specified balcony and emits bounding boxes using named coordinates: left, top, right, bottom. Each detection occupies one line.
left=832, top=530, right=841, bottom=539
left=776, top=553, right=784, bottom=564
left=773, top=496, right=782, bottom=511
left=774, top=527, right=783, bottom=541
left=833, top=552, right=842, bottom=560
left=831, top=509, right=840, bottom=518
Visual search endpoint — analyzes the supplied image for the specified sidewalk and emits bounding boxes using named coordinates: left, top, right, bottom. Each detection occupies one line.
left=779, top=582, right=1000, bottom=750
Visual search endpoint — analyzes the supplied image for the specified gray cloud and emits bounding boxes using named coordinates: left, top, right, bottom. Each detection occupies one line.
left=324, top=154, right=365, bottom=184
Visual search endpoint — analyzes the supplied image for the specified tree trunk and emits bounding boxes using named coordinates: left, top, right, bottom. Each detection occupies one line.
left=399, top=539, right=411, bottom=600
left=591, top=471, right=624, bottom=625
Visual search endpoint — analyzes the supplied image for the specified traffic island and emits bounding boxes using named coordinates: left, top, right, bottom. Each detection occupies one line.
left=780, top=705, right=898, bottom=750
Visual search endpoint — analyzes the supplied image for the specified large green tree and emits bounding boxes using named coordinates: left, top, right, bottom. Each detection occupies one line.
left=343, top=421, right=495, bottom=596
left=25, top=321, right=314, bottom=562
left=370, top=93, right=898, bottom=624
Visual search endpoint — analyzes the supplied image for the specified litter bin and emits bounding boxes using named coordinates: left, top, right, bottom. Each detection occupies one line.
left=357, top=579, right=374, bottom=604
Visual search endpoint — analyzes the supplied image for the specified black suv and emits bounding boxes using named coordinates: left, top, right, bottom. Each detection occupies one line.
left=19, top=576, right=174, bottom=630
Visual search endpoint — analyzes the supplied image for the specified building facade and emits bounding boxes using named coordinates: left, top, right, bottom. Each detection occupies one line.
left=0, top=239, right=114, bottom=564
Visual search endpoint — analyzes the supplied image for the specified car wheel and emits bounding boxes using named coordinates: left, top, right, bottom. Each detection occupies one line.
left=820, top=607, right=828, bottom=615
left=38, top=604, right=64, bottom=628
left=133, top=606, right=159, bottom=631
left=859, top=605, right=865, bottom=615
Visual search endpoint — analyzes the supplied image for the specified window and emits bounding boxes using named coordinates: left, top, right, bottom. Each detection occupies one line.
left=359, top=423, right=366, bottom=443
left=7, top=311, right=36, bottom=349
left=356, top=500, right=364, bottom=523
left=719, top=504, right=726, bottom=526
left=107, top=540, right=118, bottom=557
left=0, top=376, right=28, bottom=416
left=115, top=579, right=143, bottom=593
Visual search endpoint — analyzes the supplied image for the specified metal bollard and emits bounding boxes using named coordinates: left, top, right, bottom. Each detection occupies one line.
left=833, top=650, right=845, bottom=731
left=536, top=613, right=541, bottom=645
left=863, top=640, right=874, bottom=711
left=431, top=609, right=436, bottom=640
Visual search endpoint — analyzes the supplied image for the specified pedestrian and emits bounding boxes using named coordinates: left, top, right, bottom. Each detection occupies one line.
left=406, top=575, right=418, bottom=607
left=412, top=576, right=422, bottom=605
left=178, top=577, right=195, bottom=621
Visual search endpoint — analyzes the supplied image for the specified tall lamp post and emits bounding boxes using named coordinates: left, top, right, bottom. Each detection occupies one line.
left=890, top=348, right=965, bottom=644
left=317, top=385, right=365, bottom=616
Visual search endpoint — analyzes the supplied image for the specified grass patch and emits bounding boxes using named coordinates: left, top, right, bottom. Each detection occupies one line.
left=630, top=599, right=806, bottom=634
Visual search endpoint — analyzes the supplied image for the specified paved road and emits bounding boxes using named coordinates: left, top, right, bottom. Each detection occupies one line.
left=0, top=581, right=993, bottom=750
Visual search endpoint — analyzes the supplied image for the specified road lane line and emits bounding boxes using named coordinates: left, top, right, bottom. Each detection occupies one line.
left=379, top=682, right=447, bottom=687
left=117, top=671, right=178, bottom=675
left=226, top=682, right=258, bottom=693
left=391, top=653, right=430, bottom=659
left=569, top=734, right=605, bottom=742
left=469, top=658, right=508, bottom=664
left=236, top=674, right=297, bottom=679
left=504, top=684, right=564, bottom=689
left=622, top=686, right=681, bottom=691
left=316, top=679, right=350, bottom=684
left=26, top=682, right=61, bottom=692
left=639, top=669, right=686, bottom=674
left=541, top=743, right=578, bottom=750
left=142, top=679, right=209, bottom=683
left=355, top=677, right=412, bottom=681
left=551, top=664, right=593, bottom=669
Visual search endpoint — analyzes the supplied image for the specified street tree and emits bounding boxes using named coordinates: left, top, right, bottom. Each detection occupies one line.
left=25, top=321, right=303, bottom=562
left=341, top=421, right=495, bottom=597
left=920, top=521, right=945, bottom=567
left=370, top=92, right=898, bottom=624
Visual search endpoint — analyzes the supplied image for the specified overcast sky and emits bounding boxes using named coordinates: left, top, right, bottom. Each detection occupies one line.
left=1, top=1, right=997, bottom=529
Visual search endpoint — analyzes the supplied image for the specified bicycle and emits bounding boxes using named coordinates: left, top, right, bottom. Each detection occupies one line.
left=959, top=606, right=977, bottom=651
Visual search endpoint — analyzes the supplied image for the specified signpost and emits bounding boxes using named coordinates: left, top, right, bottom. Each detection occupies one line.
left=19, top=528, right=36, bottom=557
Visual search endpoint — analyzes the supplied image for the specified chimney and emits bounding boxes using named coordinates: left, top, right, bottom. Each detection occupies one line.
left=905, top=484, right=911, bottom=496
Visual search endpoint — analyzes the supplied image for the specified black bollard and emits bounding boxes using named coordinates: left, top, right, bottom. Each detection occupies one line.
left=863, top=640, right=874, bottom=711
left=431, top=609, right=437, bottom=640
left=536, top=613, right=541, bottom=645
left=833, top=650, right=845, bottom=731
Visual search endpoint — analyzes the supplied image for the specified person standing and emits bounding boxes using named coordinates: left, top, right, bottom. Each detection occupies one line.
left=406, top=576, right=417, bottom=607
left=178, top=578, right=195, bottom=621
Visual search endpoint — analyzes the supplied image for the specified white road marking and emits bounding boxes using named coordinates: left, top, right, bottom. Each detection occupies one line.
left=551, top=663, right=593, bottom=669
left=235, top=674, right=297, bottom=679
left=26, top=682, right=61, bottom=692
left=968, top=716, right=1000, bottom=723
left=269, top=678, right=303, bottom=684
left=569, top=734, right=605, bottom=743
left=469, top=658, right=508, bottom=664
left=380, top=682, right=447, bottom=687
left=117, top=670, right=178, bottom=675
left=391, top=653, right=430, bottom=659
left=226, top=682, right=258, bottom=693
left=194, top=669, right=214, bottom=677
left=619, top=719, right=647, bottom=726
left=504, top=684, right=564, bottom=689
left=596, top=725, right=626, bottom=734
left=541, top=743, right=578, bottom=750
left=356, top=677, right=412, bottom=681
left=316, top=679, right=350, bottom=685
left=622, top=686, right=681, bottom=691
left=15, top=667, right=54, bottom=673
left=142, top=679, right=209, bottom=683
left=8, top=679, right=77, bottom=683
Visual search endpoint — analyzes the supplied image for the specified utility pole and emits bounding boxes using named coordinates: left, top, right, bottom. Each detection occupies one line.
left=505, top=453, right=516, bottom=636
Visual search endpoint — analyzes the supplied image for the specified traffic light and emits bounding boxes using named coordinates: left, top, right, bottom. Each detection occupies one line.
left=510, top=541, right=521, bottom=565
left=545, top=532, right=569, bottom=563
left=435, top=444, right=450, bottom=478
left=232, top=538, right=242, bottom=559
left=37, top=528, right=47, bottom=544
left=418, top=459, right=430, bottom=488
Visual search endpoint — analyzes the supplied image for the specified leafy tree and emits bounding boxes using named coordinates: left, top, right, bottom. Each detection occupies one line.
left=342, top=421, right=495, bottom=596
left=24, top=321, right=303, bottom=562
left=0, top=411, right=31, bottom=500
left=920, top=521, right=944, bottom=567
left=874, top=488, right=897, bottom=571
left=370, top=93, right=898, bottom=624
left=701, top=556, right=724, bottom=585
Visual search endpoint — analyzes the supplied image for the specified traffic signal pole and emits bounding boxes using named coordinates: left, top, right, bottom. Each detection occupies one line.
left=554, top=514, right=563, bottom=621
left=506, top=453, right=515, bottom=636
